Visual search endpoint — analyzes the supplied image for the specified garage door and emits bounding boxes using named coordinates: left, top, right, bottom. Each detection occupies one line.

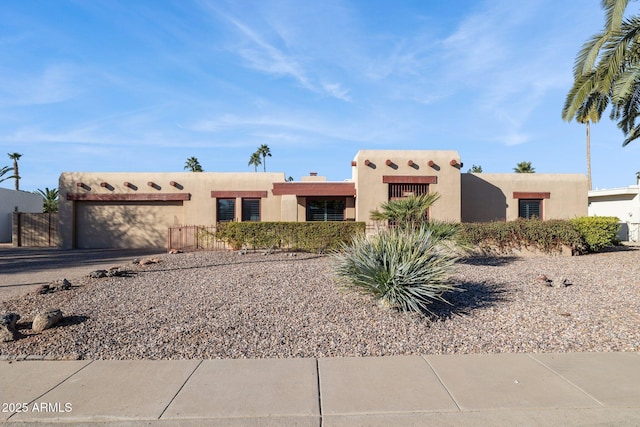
left=75, top=201, right=184, bottom=249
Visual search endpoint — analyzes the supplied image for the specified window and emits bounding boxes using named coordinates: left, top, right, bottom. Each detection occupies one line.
left=388, top=183, right=429, bottom=200
left=519, top=199, right=542, bottom=219
left=242, top=199, right=260, bottom=221
left=306, top=199, right=345, bottom=221
left=216, top=198, right=235, bottom=222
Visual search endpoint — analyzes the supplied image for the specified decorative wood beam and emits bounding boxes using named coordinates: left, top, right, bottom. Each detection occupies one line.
left=67, top=193, right=190, bottom=201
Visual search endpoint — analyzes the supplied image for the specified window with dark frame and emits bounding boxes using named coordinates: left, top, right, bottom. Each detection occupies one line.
left=241, top=198, right=261, bottom=221
left=518, top=199, right=542, bottom=219
left=216, top=198, right=235, bottom=222
left=306, top=199, right=345, bottom=221
left=388, top=183, right=429, bottom=200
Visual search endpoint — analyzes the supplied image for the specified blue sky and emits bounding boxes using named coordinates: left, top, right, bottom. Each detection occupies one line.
left=1, top=0, right=639, bottom=193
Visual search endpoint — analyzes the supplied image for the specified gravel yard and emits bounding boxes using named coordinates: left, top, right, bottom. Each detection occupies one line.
left=1, top=248, right=639, bottom=360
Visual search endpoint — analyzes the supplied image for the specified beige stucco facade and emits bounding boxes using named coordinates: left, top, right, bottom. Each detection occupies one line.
left=461, top=173, right=588, bottom=222
left=58, top=150, right=588, bottom=249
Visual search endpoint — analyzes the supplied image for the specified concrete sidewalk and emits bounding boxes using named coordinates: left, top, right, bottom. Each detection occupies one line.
left=1, top=352, right=639, bottom=426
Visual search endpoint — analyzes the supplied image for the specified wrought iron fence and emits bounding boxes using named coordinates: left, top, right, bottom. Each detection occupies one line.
left=167, top=225, right=231, bottom=252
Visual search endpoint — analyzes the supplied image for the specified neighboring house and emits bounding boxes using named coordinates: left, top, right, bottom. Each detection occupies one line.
left=588, top=180, right=640, bottom=242
left=0, top=188, right=43, bottom=243
left=58, top=150, right=589, bottom=249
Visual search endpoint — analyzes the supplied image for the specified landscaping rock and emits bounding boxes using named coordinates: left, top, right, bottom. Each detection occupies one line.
left=139, top=258, right=160, bottom=265
left=168, top=249, right=182, bottom=254
left=553, top=278, right=571, bottom=288
left=55, top=278, right=72, bottom=291
left=36, top=284, right=53, bottom=294
left=32, top=308, right=63, bottom=333
left=0, top=312, right=21, bottom=342
left=89, top=270, right=108, bottom=279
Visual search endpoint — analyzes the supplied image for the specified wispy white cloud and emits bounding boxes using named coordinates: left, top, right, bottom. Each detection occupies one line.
left=0, top=63, right=81, bottom=106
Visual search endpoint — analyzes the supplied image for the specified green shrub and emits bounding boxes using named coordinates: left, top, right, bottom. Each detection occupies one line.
left=569, top=216, right=620, bottom=252
left=460, top=219, right=586, bottom=254
left=214, top=221, right=365, bottom=252
left=332, top=226, right=458, bottom=316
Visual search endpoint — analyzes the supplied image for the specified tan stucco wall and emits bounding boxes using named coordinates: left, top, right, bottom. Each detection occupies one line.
left=59, top=172, right=285, bottom=249
left=353, top=150, right=462, bottom=222
left=461, top=173, right=588, bottom=222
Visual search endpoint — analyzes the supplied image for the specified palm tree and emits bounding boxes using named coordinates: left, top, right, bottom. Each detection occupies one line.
left=0, top=166, right=16, bottom=185
left=370, top=193, right=441, bottom=229
left=36, top=187, right=59, bottom=213
left=248, top=152, right=262, bottom=172
left=563, top=0, right=640, bottom=146
left=184, top=157, right=203, bottom=172
left=7, top=152, right=22, bottom=190
left=514, top=161, right=535, bottom=173
left=467, top=165, right=483, bottom=173
left=256, top=144, right=271, bottom=172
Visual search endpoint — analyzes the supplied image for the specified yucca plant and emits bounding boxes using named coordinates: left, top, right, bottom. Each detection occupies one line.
left=332, top=226, right=459, bottom=316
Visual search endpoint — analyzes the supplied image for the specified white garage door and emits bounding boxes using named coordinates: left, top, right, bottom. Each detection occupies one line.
left=75, top=201, right=184, bottom=249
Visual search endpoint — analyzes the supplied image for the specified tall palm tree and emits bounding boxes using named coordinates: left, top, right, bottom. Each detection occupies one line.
left=256, top=144, right=271, bottom=172
left=7, top=152, right=22, bottom=190
left=563, top=0, right=640, bottom=146
left=248, top=152, right=262, bottom=172
left=0, top=166, right=16, bottom=185
left=513, top=161, right=535, bottom=173
left=184, top=157, right=203, bottom=172
left=36, top=187, right=59, bottom=213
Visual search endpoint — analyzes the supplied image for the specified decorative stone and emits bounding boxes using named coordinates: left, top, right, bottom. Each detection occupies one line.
left=553, top=278, right=571, bottom=288
left=168, top=249, right=182, bottom=254
left=55, top=278, right=72, bottom=291
left=139, top=258, right=160, bottom=265
left=36, top=284, right=52, bottom=294
left=0, top=312, right=21, bottom=342
left=32, top=308, right=63, bottom=333
left=89, top=270, right=108, bottom=278
left=537, top=274, right=553, bottom=286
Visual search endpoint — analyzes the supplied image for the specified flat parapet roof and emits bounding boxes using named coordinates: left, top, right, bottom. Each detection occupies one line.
left=272, top=182, right=356, bottom=197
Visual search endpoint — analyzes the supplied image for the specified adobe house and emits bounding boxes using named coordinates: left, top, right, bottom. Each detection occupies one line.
left=58, top=150, right=588, bottom=249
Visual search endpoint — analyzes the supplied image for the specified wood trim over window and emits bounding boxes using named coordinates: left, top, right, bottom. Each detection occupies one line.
left=513, top=192, right=550, bottom=199
left=272, top=182, right=356, bottom=196
left=210, top=191, right=268, bottom=198
left=66, top=193, right=190, bottom=201
left=382, top=175, right=438, bottom=184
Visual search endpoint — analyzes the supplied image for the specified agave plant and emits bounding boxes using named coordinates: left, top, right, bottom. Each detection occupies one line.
left=332, top=225, right=459, bottom=315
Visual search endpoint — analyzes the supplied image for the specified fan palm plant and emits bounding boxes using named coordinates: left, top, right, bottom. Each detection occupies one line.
left=0, top=166, right=16, bottom=185
left=370, top=193, right=441, bottom=229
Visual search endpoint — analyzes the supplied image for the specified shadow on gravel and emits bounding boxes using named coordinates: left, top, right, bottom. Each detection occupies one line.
left=424, top=280, right=512, bottom=320
left=14, top=315, right=89, bottom=340
left=145, top=254, right=326, bottom=274
left=457, top=256, right=519, bottom=267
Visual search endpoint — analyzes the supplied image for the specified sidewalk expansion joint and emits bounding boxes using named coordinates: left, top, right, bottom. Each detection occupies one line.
left=315, top=358, right=324, bottom=427
left=421, top=355, right=462, bottom=411
left=158, top=359, right=204, bottom=420
left=526, top=354, right=605, bottom=407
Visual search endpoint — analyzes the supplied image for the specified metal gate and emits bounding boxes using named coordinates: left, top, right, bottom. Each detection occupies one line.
left=13, top=212, right=59, bottom=247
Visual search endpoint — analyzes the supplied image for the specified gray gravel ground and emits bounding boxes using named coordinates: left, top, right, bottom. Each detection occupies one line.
left=1, top=248, right=638, bottom=360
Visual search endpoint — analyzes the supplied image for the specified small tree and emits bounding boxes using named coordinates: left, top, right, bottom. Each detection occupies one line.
left=36, top=187, right=59, bottom=213
left=7, top=152, right=22, bottom=190
left=514, top=161, right=535, bottom=173
left=467, top=165, right=483, bottom=173
left=248, top=152, right=262, bottom=172
left=184, top=157, right=203, bottom=172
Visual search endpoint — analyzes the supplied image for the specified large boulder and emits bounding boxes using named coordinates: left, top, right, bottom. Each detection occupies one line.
left=32, top=308, right=63, bottom=333
left=0, top=312, right=20, bottom=342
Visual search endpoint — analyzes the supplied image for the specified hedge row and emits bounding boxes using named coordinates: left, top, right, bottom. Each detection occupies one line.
left=459, top=217, right=620, bottom=254
left=213, top=221, right=366, bottom=252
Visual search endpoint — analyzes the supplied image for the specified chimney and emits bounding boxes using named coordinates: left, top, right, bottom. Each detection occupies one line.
left=310, top=172, right=318, bottom=176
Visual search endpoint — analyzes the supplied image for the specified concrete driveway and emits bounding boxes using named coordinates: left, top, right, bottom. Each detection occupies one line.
left=0, top=245, right=164, bottom=302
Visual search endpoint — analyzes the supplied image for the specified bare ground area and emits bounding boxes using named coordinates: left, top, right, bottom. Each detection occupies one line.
left=1, top=248, right=639, bottom=360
